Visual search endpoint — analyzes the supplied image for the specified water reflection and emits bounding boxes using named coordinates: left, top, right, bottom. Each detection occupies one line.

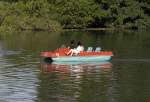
left=41, top=61, right=112, bottom=76
left=0, top=57, right=39, bottom=102
left=39, top=61, right=113, bottom=102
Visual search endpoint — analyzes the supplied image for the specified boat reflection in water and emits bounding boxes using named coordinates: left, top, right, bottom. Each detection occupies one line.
left=41, top=61, right=112, bottom=79
left=40, top=61, right=113, bottom=101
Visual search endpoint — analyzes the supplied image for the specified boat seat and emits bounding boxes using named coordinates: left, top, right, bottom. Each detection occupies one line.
left=95, top=47, right=101, bottom=52
left=86, top=47, right=93, bottom=52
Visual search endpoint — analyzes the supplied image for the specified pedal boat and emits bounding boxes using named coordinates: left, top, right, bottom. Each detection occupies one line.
left=41, top=48, right=113, bottom=62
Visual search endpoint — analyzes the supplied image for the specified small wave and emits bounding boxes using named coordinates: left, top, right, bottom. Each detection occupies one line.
left=0, top=50, right=21, bottom=56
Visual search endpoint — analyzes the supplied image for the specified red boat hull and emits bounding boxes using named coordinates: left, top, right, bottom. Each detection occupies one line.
left=41, top=48, right=113, bottom=58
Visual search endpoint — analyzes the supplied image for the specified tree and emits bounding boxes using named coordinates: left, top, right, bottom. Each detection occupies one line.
left=56, top=0, right=105, bottom=28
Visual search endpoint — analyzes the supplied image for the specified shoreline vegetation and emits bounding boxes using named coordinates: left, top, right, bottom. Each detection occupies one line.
left=0, top=0, right=150, bottom=32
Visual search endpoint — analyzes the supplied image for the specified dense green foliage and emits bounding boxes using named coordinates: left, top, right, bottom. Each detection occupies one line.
left=0, top=0, right=149, bottom=31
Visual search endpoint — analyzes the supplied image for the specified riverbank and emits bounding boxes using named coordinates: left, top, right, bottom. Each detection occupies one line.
left=63, top=28, right=115, bottom=31
left=0, top=27, right=148, bottom=36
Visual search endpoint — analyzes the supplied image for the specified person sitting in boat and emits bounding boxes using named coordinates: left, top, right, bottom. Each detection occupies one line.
left=66, top=41, right=84, bottom=56
left=68, top=40, right=75, bottom=49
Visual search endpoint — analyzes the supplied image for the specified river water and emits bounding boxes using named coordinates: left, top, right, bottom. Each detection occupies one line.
left=0, top=31, right=150, bottom=102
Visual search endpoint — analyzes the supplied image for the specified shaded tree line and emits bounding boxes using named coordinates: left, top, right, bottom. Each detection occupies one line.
left=0, top=0, right=149, bottom=31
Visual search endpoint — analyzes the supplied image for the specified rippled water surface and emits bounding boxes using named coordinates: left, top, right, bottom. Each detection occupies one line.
left=0, top=31, right=150, bottom=102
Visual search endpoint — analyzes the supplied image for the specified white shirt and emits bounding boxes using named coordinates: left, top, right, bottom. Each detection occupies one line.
left=76, top=45, right=84, bottom=52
